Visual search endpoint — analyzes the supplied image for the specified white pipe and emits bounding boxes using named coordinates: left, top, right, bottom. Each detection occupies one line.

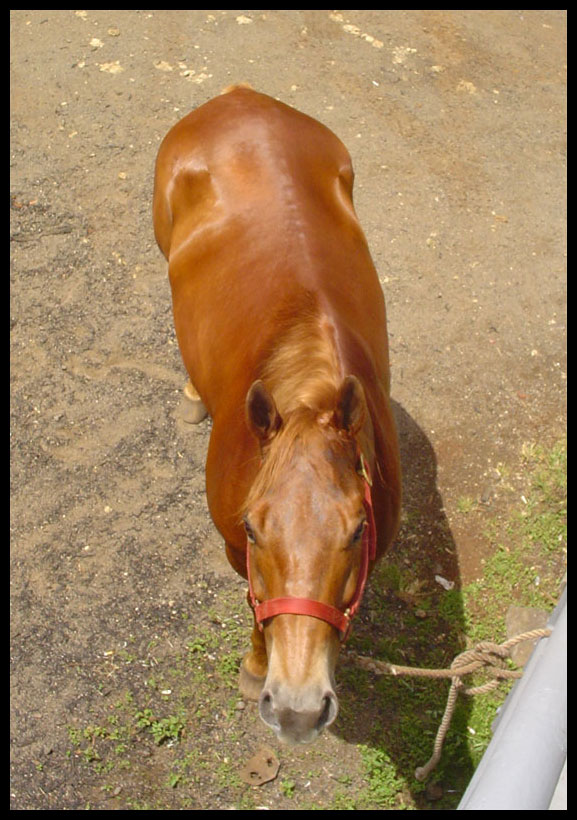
left=458, top=586, right=567, bottom=810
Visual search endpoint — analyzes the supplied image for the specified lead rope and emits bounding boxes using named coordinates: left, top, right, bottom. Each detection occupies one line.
left=345, top=626, right=553, bottom=780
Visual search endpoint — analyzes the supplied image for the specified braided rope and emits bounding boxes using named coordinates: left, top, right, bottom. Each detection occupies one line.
left=345, top=627, right=552, bottom=781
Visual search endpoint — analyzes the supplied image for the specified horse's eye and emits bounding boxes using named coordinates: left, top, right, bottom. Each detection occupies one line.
left=243, top=518, right=257, bottom=544
left=351, top=519, right=367, bottom=545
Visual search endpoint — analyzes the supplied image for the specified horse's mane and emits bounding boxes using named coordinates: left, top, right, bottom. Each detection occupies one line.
left=259, top=291, right=343, bottom=417
left=243, top=293, right=357, bottom=513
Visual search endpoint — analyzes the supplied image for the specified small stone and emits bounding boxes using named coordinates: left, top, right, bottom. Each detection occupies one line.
left=505, top=605, right=549, bottom=666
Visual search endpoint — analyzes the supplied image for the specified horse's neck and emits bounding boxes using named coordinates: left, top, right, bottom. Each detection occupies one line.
left=262, top=312, right=344, bottom=418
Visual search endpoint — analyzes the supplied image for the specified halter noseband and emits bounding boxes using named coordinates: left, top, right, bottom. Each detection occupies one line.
left=246, top=453, right=377, bottom=641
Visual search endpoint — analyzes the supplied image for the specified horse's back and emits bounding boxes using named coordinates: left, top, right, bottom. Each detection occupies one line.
left=153, top=87, right=389, bottom=415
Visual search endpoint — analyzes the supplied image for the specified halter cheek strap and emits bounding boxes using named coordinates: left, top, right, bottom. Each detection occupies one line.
left=246, top=453, right=377, bottom=642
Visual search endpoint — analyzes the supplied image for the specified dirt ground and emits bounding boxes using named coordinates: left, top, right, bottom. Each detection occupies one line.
left=11, top=10, right=566, bottom=810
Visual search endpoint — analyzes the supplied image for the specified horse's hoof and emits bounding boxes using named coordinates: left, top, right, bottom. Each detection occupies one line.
left=180, top=382, right=208, bottom=424
left=181, top=398, right=208, bottom=424
left=239, top=657, right=266, bottom=701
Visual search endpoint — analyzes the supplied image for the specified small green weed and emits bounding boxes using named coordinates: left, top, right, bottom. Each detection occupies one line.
left=280, top=779, right=296, bottom=798
left=135, top=709, right=185, bottom=746
left=456, top=496, right=477, bottom=514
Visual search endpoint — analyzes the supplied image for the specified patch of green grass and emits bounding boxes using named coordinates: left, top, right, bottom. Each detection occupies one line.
left=451, top=437, right=566, bottom=758
left=357, top=745, right=407, bottom=809
left=217, top=651, right=241, bottom=688
left=520, top=440, right=566, bottom=554
left=466, top=437, right=566, bottom=631
left=64, top=591, right=252, bottom=807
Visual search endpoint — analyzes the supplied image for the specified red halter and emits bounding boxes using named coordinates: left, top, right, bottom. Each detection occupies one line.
left=247, top=453, right=377, bottom=641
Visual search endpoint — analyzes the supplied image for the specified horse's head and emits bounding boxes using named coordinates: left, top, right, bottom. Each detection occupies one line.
left=243, top=376, right=374, bottom=743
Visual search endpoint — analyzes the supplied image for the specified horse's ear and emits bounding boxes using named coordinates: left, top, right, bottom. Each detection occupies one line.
left=333, top=375, right=366, bottom=435
left=246, top=380, right=282, bottom=444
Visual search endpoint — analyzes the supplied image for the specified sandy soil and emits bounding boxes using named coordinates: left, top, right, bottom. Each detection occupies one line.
left=11, top=10, right=565, bottom=810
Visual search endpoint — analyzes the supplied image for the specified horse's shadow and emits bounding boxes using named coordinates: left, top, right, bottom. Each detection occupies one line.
left=334, top=400, right=474, bottom=807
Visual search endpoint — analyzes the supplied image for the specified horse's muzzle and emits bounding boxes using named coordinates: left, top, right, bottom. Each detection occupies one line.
left=258, top=682, right=339, bottom=744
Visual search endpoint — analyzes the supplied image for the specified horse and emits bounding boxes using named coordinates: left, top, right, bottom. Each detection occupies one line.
left=153, top=86, right=401, bottom=744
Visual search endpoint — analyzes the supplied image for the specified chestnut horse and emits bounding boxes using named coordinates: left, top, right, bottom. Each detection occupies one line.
left=153, top=87, right=401, bottom=744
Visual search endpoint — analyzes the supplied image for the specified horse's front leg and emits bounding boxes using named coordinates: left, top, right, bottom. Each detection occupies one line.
left=239, top=597, right=268, bottom=701
left=223, top=542, right=268, bottom=701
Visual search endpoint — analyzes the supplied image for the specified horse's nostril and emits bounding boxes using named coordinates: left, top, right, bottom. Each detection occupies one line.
left=259, top=689, right=279, bottom=730
left=319, top=696, right=331, bottom=725
left=318, top=691, right=338, bottom=730
left=260, top=690, right=272, bottom=712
